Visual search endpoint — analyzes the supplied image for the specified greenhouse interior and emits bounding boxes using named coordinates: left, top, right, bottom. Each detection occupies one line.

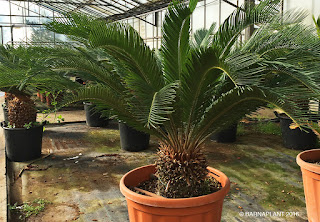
left=1, top=0, right=320, bottom=221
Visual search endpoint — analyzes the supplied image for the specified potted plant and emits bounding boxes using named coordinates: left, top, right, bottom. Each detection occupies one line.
left=210, top=123, right=238, bottom=143
left=119, top=122, right=150, bottom=151
left=276, top=112, right=317, bottom=150
left=46, top=0, right=320, bottom=220
left=296, top=149, right=320, bottom=222
left=84, top=102, right=109, bottom=127
left=0, top=45, right=77, bottom=162
left=1, top=90, right=43, bottom=162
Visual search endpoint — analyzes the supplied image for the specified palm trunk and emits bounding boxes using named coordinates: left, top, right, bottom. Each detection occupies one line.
left=5, top=92, right=37, bottom=128
left=155, top=143, right=210, bottom=198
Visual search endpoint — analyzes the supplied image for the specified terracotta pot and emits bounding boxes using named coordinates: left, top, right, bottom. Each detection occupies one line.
left=120, top=164, right=230, bottom=222
left=46, top=92, right=53, bottom=107
left=296, top=149, right=320, bottom=222
left=39, top=93, right=45, bottom=103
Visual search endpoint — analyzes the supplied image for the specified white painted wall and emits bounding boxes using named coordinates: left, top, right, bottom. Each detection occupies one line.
left=284, top=0, right=320, bottom=26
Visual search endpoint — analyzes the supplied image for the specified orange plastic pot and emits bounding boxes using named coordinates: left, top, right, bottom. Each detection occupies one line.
left=120, top=164, right=230, bottom=222
left=297, top=149, right=320, bottom=222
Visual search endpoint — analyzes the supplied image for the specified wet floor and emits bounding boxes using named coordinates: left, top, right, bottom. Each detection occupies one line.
left=7, top=121, right=309, bottom=222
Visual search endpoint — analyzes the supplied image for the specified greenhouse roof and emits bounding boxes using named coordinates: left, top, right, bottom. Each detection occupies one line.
left=16, top=0, right=172, bottom=21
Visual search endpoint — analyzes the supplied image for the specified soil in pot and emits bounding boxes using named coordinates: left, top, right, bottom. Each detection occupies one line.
left=2, top=121, right=45, bottom=162
left=84, top=102, right=109, bottom=127
left=277, top=113, right=317, bottom=150
left=306, top=160, right=320, bottom=165
left=135, top=173, right=222, bottom=197
left=119, top=122, right=150, bottom=152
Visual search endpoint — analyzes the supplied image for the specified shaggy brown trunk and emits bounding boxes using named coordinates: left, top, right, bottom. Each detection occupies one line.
left=155, top=143, right=209, bottom=198
left=5, top=92, right=37, bottom=128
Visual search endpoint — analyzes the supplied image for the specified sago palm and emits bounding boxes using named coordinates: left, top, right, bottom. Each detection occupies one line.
left=46, top=0, right=320, bottom=198
left=0, top=45, right=78, bottom=127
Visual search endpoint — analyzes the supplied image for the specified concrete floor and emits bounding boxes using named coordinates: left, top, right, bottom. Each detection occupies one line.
left=6, top=115, right=310, bottom=221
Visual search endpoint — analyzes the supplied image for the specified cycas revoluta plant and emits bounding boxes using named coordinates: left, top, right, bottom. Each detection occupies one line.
left=46, top=0, right=320, bottom=198
left=0, top=45, right=77, bottom=128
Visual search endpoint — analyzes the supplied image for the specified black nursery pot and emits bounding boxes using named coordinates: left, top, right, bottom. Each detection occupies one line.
left=211, top=124, right=238, bottom=143
left=119, top=122, right=150, bottom=152
left=279, top=115, right=317, bottom=150
left=1, top=122, right=44, bottom=162
left=84, top=102, right=109, bottom=127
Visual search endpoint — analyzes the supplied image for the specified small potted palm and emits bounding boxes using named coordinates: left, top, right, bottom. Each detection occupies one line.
left=0, top=45, right=77, bottom=162
left=84, top=102, right=109, bottom=127
left=46, top=0, right=320, bottom=220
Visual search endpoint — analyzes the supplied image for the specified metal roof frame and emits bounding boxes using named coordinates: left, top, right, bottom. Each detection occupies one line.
left=11, top=0, right=173, bottom=20
left=8, top=0, right=240, bottom=26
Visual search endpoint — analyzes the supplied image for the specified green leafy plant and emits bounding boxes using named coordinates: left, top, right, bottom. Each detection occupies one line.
left=7, top=123, right=15, bottom=128
left=39, top=90, right=65, bottom=124
left=23, top=122, right=33, bottom=129
left=9, top=199, right=51, bottom=220
left=46, top=0, right=320, bottom=198
left=0, top=45, right=78, bottom=128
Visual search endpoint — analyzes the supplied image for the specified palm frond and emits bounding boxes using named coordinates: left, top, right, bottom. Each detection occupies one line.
left=139, top=82, right=178, bottom=129
left=313, top=15, right=320, bottom=38
left=48, top=47, right=125, bottom=94
left=194, top=86, right=302, bottom=146
left=65, top=85, right=162, bottom=136
left=161, top=1, right=193, bottom=83
left=0, top=45, right=79, bottom=96
left=212, top=0, right=282, bottom=58
left=192, top=22, right=216, bottom=49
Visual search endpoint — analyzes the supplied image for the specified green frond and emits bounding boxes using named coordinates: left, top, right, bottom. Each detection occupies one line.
left=192, top=22, right=216, bottom=49
left=161, top=1, right=193, bottom=83
left=66, top=85, right=160, bottom=135
left=313, top=15, right=320, bottom=38
left=189, top=0, right=198, bottom=12
left=141, top=83, right=178, bottom=128
left=89, top=22, right=163, bottom=91
left=47, top=13, right=164, bottom=94
left=48, top=47, right=125, bottom=94
left=212, top=0, right=282, bottom=57
left=43, top=0, right=320, bottom=152
left=180, top=48, right=222, bottom=130
left=194, top=86, right=302, bottom=145
left=0, top=45, right=79, bottom=95
left=45, top=13, right=101, bottom=45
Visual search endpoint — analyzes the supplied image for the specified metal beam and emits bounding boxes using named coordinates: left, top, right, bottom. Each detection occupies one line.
left=106, top=0, right=171, bottom=21
left=222, top=0, right=240, bottom=9
left=11, top=0, right=113, bottom=6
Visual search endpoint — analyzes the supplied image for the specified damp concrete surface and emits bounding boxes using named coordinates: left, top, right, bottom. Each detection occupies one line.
left=7, top=119, right=309, bottom=222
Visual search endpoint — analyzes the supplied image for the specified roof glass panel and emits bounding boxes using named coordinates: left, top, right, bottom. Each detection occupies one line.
left=11, top=0, right=172, bottom=21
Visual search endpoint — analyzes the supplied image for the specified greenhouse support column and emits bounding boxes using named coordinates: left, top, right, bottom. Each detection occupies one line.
left=244, top=0, right=255, bottom=40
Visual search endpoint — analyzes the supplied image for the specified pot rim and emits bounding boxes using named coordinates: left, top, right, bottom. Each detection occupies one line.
left=1, top=121, right=46, bottom=130
left=296, top=149, right=320, bottom=174
left=120, top=164, right=230, bottom=208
